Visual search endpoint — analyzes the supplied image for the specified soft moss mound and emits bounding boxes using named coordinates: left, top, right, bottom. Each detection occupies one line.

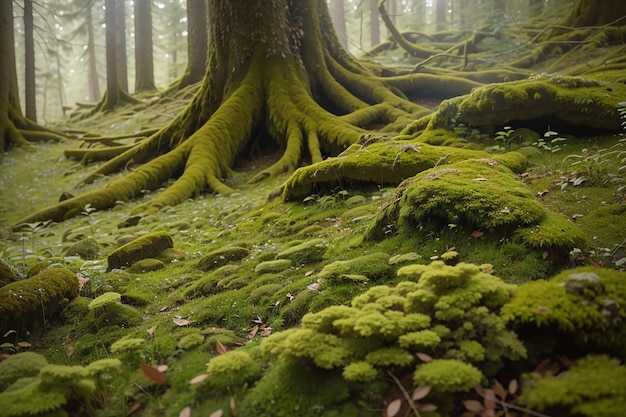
left=0, top=267, right=79, bottom=336
left=521, top=355, right=626, bottom=417
left=502, top=266, right=626, bottom=360
left=275, top=238, right=327, bottom=264
left=0, top=258, right=21, bottom=287
left=317, top=252, right=392, bottom=283
left=282, top=140, right=528, bottom=201
left=195, top=245, right=250, bottom=272
left=0, top=352, right=48, bottom=392
left=107, top=231, right=173, bottom=270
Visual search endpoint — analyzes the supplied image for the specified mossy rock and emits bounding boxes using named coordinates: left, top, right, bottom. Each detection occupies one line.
left=107, top=231, right=173, bottom=271
left=196, top=246, right=250, bottom=272
left=0, top=258, right=21, bottom=287
left=502, top=266, right=626, bottom=360
left=0, top=352, right=48, bottom=392
left=275, top=239, right=327, bottom=264
left=25, top=258, right=65, bottom=278
left=128, top=258, right=166, bottom=273
left=61, top=296, right=91, bottom=325
left=317, top=252, right=393, bottom=283
left=91, top=302, right=143, bottom=329
left=65, top=237, right=99, bottom=260
left=295, top=224, right=325, bottom=237
left=0, top=267, right=79, bottom=337
left=254, top=259, right=293, bottom=273
left=282, top=141, right=528, bottom=201
left=157, top=248, right=186, bottom=263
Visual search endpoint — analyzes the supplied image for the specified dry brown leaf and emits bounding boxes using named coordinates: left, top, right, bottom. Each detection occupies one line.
left=248, top=325, right=259, bottom=338
left=305, top=270, right=315, bottom=276
left=179, top=406, right=191, bottom=417
left=471, top=230, right=484, bottom=238
left=418, top=404, right=438, bottom=412
left=386, top=398, right=402, bottom=417
left=140, top=363, right=167, bottom=385
left=216, top=340, right=227, bottom=355
left=412, top=385, right=432, bottom=401
left=230, top=397, right=238, bottom=416
left=173, top=318, right=190, bottom=327
left=542, top=250, right=549, bottom=260
left=416, top=352, right=433, bottom=362
left=209, top=410, right=223, bottom=417
left=127, top=401, right=142, bottom=415
left=159, top=306, right=168, bottom=312
left=508, top=379, right=518, bottom=395
left=147, top=327, right=156, bottom=336
left=484, top=389, right=496, bottom=410
left=463, top=400, right=484, bottom=412
left=189, top=374, right=210, bottom=384
left=493, top=380, right=506, bottom=400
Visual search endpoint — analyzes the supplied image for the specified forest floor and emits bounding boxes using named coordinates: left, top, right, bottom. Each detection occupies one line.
left=0, top=76, right=625, bottom=416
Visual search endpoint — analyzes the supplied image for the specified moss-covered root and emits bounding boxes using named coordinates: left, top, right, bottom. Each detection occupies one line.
left=0, top=267, right=79, bottom=336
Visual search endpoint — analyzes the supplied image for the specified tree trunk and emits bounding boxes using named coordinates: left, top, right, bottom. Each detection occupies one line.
left=18, top=0, right=437, bottom=224
left=116, top=0, right=128, bottom=93
left=435, top=0, right=446, bottom=30
left=134, top=0, right=156, bottom=92
left=370, top=0, right=380, bottom=46
left=87, top=5, right=101, bottom=102
left=24, top=0, right=36, bottom=122
left=329, top=0, right=347, bottom=49
left=104, top=0, right=120, bottom=110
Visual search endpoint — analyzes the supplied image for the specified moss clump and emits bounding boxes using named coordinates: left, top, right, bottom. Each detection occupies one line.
left=502, top=266, right=626, bottom=359
left=88, top=292, right=122, bottom=310
left=342, top=361, right=378, bottom=382
left=413, top=359, right=482, bottom=393
left=0, top=352, right=48, bottom=391
left=110, top=337, right=145, bottom=354
left=520, top=355, right=626, bottom=417
left=0, top=267, right=79, bottom=336
left=177, top=333, right=204, bottom=350
left=206, top=350, right=261, bottom=390
left=107, top=231, right=173, bottom=271
left=127, top=258, right=166, bottom=273
left=25, top=258, right=65, bottom=278
left=275, top=239, right=327, bottom=264
left=195, top=246, right=250, bottom=272
left=254, top=259, right=293, bottom=273
left=317, top=252, right=393, bottom=283
left=0, top=258, right=21, bottom=287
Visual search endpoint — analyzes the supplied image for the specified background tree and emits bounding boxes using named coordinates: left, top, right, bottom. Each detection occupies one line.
left=115, top=0, right=128, bottom=92
left=24, top=0, right=37, bottom=122
left=329, top=0, right=347, bottom=49
left=133, top=0, right=156, bottom=92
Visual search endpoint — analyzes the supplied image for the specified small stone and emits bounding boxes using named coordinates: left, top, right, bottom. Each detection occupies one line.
left=565, top=272, right=604, bottom=296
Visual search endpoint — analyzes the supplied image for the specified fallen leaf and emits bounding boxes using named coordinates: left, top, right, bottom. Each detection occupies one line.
left=252, top=315, right=263, bottom=324
left=307, top=281, right=320, bottom=291
left=230, top=397, right=238, bottom=416
left=248, top=325, right=259, bottom=338
left=473, top=177, right=487, bottom=181
left=127, top=401, right=142, bottom=415
left=77, top=275, right=90, bottom=290
left=419, top=404, right=438, bottom=412
left=216, top=340, right=227, bottom=355
left=412, top=385, right=432, bottom=401
left=508, top=379, right=518, bottom=394
left=471, top=230, right=484, bottom=238
left=16, top=341, right=31, bottom=348
left=173, top=318, right=190, bottom=327
left=147, top=327, right=156, bottom=336
left=157, top=364, right=168, bottom=372
left=179, top=406, right=191, bottom=417
left=159, top=306, right=169, bottom=312
left=66, top=346, right=75, bottom=358
left=190, top=374, right=210, bottom=384
left=305, top=270, right=315, bottom=276
left=416, top=352, right=432, bottom=362
left=386, top=398, right=402, bottom=417
left=542, top=251, right=549, bottom=260
left=140, top=363, right=167, bottom=385
left=209, top=410, right=223, bottom=417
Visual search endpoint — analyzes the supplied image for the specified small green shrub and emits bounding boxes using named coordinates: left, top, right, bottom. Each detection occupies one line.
left=413, top=359, right=482, bottom=393
left=0, top=352, right=48, bottom=391
left=206, top=350, right=261, bottom=390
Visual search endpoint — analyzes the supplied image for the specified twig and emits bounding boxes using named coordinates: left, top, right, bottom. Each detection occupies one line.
left=387, top=370, right=421, bottom=417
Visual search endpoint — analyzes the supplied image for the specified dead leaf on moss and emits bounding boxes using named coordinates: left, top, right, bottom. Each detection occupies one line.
left=173, top=318, right=190, bottom=326
left=216, top=340, right=227, bottom=355
left=416, top=352, right=433, bottom=362
left=127, top=401, right=142, bottom=415
left=140, top=363, right=167, bottom=385
left=386, top=398, right=402, bottom=417
left=157, top=364, right=168, bottom=373
left=471, top=230, right=484, bottom=238
left=190, top=374, right=209, bottom=384
left=179, top=407, right=191, bottom=417
left=412, top=385, right=431, bottom=401
left=209, top=410, right=223, bottom=417
left=230, top=397, right=238, bottom=416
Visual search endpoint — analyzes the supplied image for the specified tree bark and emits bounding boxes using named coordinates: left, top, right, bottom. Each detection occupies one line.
left=86, top=5, right=101, bottom=102
left=104, top=0, right=120, bottom=110
left=24, top=0, right=36, bottom=122
left=329, top=0, right=347, bottom=49
left=116, top=0, right=128, bottom=92
left=134, top=0, right=156, bottom=92
left=435, top=0, right=446, bottom=31
left=370, top=0, right=380, bottom=46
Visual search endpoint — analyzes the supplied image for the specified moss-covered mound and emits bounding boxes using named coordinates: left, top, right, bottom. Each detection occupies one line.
left=502, top=266, right=626, bottom=360
left=282, top=140, right=528, bottom=201
left=107, top=231, right=173, bottom=271
left=365, top=158, right=586, bottom=257
left=0, top=267, right=79, bottom=336
left=0, top=258, right=20, bottom=287
left=195, top=245, right=250, bottom=272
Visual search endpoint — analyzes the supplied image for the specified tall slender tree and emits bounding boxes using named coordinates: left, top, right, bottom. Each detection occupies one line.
left=115, top=0, right=128, bottom=92
left=24, top=0, right=36, bottom=122
left=86, top=3, right=101, bottom=102
left=133, top=0, right=156, bottom=92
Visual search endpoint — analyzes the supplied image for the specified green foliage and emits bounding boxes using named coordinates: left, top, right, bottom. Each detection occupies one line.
left=206, top=350, right=261, bottom=390
left=177, top=333, right=204, bottom=350
left=342, top=361, right=378, bottom=382
left=521, top=355, right=626, bottom=417
left=502, top=267, right=626, bottom=359
left=110, top=337, right=145, bottom=354
left=532, top=129, right=567, bottom=170
left=0, top=352, right=48, bottom=391
left=413, top=359, right=482, bottom=393
left=493, top=126, right=520, bottom=151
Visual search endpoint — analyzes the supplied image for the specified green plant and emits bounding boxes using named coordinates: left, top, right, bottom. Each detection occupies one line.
left=494, top=126, right=520, bottom=151
left=532, top=129, right=567, bottom=170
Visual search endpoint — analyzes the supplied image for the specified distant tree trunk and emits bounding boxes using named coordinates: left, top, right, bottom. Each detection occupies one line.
left=330, top=0, right=347, bottom=49
left=116, top=0, right=128, bottom=92
left=105, top=0, right=120, bottom=109
left=134, top=0, right=156, bottom=92
left=435, top=0, right=446, bottom=30
left=370, top=0, right=380, bottom=46
left=87, top=5, right=101, bottom=102
left=24, top=0, right=36, bottom=122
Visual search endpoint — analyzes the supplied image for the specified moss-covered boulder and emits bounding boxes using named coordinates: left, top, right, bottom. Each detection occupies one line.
left=0, top=352, right=48, bottom=392
left=107, top=231, right=173, bottom=271
left=25, top=258, right=65, bottom=278
left=195, top=246, right=250, bottom=272
left=0, top=258, right=21, bottom=287
left=0, top=267, right=79, bottom=336
left=502, top=266, right=626, bottom=360
left=254, top=259, right=293, bottom=273
left=65, top=237, right=99, bottom=260
left=275, top=239, right=327, bottom=264
left=317, top=252, right=393, bottom=283
left=127, top=258, right=166, bottom=273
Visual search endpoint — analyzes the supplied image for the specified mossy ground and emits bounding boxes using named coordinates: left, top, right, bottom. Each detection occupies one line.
left=0, top=85, right=624, bottom=416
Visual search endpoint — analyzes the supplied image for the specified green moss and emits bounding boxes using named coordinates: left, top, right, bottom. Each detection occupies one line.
left=107, top=231, right=173, bottom=270
left=184, top=265, right=239, bottom=298
left=502, top=266, right=626, bottom=359
left=254, top=259, right=293, bottom=273
left=514, top=210, right=587, bottom=250
left=413, top=359, right=483, bottom=393
left=195, top=245, right=250, bottom=272
left=206, top=350, right=261, bottom=390
left=0, top=258, right=21, bottom=287
left=110, top=337, right=145, bottom=354
left=88, top=292, right=122, bottom=310
left=0, top=352, right=48, bottom=391
left=365, top=347, right=414, bottom=366
left=317, top=252, right=392, bottom=283
left=520, top=355, right=626, bottom=417
left=25, top=258, right=65, bottom=278
left=127, top=258, right=166, bottom=273
left=0, top=267, right=79, bottom=336
left=342, top=361, right=378, bottom=382
left=177, top=332, right=204, bottom=350
left=275, top=238, right=327, bottom=264
left=0, top=379, right=68, bottom=416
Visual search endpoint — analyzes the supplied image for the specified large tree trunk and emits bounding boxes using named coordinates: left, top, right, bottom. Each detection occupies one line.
left=134, top=0, right=156, bottom=92
left=86, top=5, right=101, bottom=102
left=18, top=0, right=444, bottom=224
left=115, top=0, right=128, bottom=92
left=24, top=0, right=36, bottom=122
